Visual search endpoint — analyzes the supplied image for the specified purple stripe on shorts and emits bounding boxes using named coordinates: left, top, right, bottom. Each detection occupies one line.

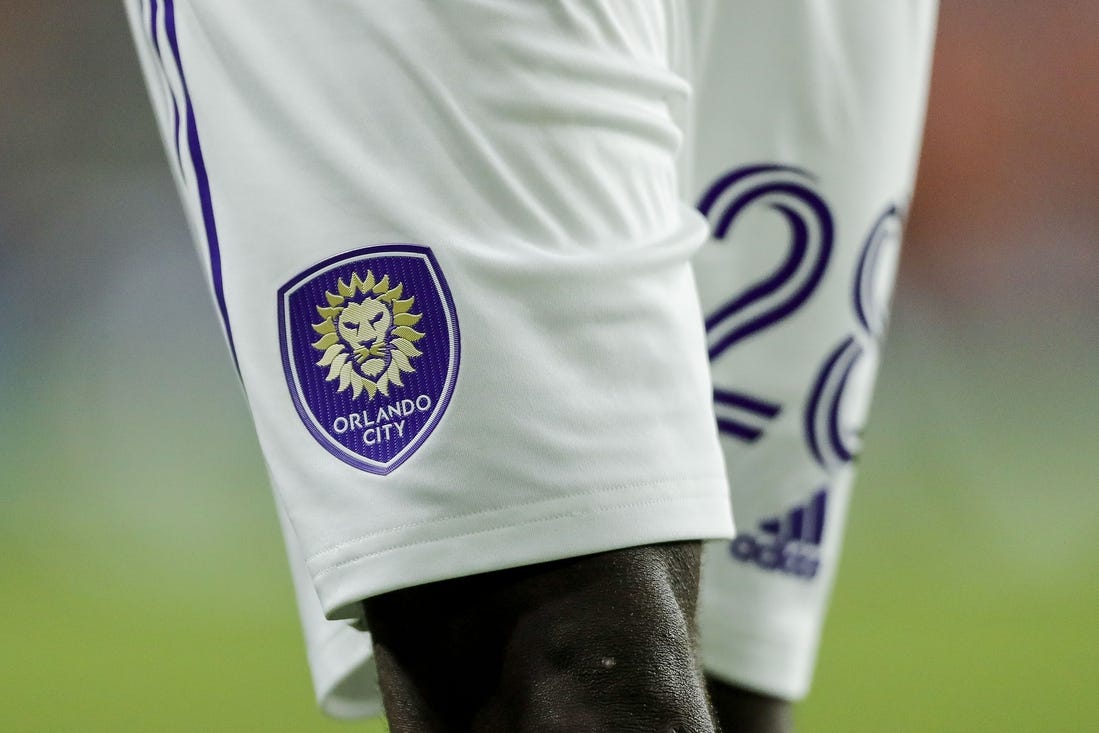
left=161, top=0, right=240, bottom=373
left=146, top=0, right=185, bottom=178
left=147, top=0, right=159, bottom=53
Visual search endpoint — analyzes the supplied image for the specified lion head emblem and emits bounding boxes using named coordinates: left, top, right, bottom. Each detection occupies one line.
left=310, top=270, right=425, bottom=399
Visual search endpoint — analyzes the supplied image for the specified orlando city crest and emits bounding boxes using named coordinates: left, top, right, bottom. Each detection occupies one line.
left=278, top=244, right=460, bottom=474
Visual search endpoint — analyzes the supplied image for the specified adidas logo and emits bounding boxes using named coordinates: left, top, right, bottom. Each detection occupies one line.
left=728, top=488, right=828, bottom=580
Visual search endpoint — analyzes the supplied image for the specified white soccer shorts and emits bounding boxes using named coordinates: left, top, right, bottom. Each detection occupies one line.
left=127, top=0, right=936, bottom=718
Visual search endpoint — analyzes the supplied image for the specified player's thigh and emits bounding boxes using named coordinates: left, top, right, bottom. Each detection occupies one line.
left=364, top=541, right=713, bottom=732
left=682, top=0, right=938, bottom=700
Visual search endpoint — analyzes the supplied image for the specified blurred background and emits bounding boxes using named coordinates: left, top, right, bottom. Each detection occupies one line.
left=1, top=3, right=1096, bottom=731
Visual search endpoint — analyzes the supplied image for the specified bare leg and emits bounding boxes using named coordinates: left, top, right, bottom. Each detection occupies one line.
left=706, top=678, right=793, bottom=733
left=363, top=542, right=716, bottom=732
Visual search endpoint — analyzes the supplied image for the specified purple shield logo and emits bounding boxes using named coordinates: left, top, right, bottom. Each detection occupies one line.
left=278, top=244, right=460, bottom=474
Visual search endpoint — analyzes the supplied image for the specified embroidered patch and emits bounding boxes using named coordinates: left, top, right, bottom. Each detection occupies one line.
left=278, top=244, right=460, bottom=474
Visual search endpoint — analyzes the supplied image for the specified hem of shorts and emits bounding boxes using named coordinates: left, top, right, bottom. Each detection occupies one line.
left=312, top=475, right=733, bottom=621
left=312, top=625, right=384, bottom=720
left=699, top=624, right=819, bottom=702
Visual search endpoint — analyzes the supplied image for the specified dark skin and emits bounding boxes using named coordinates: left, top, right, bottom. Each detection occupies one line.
left=363, top=542, right=792, bottom=732
left=708, top=680, right=793, bottom=733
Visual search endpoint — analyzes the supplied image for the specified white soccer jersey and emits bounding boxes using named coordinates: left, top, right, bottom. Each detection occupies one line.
left=127, top=0, right=936, bottom=717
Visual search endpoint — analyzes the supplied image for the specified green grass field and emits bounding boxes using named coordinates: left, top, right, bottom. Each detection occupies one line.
left=2, top=317, right=1095, bottom=731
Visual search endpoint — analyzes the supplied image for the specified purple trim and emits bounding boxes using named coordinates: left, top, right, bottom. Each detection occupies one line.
left=145, top=1, right=185, bottom=178
left=148, top=0, right=160, bottom=53
left=161, top=0, right=239, bottom=372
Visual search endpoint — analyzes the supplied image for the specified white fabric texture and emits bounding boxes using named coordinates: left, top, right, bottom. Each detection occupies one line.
left=128, top=0, right=936, bottom=716
left=686, top=0, right=938, bottom=700
left=127, top=0, right=733, bottom=716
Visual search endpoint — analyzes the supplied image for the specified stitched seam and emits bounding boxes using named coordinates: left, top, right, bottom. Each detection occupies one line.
left=313, top=489, right=725, bottom=580
left=306, top=474, right=723, bottom=563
